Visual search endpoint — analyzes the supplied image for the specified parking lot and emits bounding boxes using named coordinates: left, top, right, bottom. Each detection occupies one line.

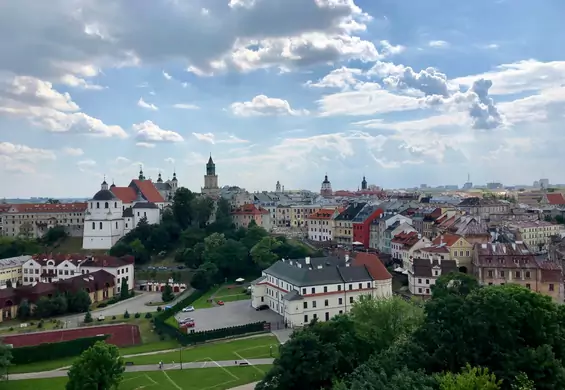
left=174, top=300, right=283, bottom=331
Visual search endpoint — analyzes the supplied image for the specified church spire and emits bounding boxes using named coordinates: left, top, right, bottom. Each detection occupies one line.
left=157, top=172, right=163, bottom=183
left=138, top=165, right=145, bottom=180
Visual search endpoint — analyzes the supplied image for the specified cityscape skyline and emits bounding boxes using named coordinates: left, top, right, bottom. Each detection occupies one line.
left=1, top=1, right=564, bottom=198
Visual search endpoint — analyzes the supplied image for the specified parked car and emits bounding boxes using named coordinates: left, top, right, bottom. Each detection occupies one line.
left=179, top=317, right=194, bottom=324
left=97, top=315, right=105, bottom=321
left=216, top=300, right=225, bottom=306
left=181, top=321, right=195, bottom=328
left=182, top=306, right=195, bottom=312
left=255, top=304, right=269, bottom=311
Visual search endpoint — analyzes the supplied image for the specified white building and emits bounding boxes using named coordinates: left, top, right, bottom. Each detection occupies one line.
left=251, top=253, right=392, bottom=328
left=306, top=208, right=340, bottom=242
left=83, top=169, right=174, bottom=250
left=22, top=254, right=135, bottom=292
left=408, top=254, right=457, bottom=296
left=390, top=231, right=431, bottom=270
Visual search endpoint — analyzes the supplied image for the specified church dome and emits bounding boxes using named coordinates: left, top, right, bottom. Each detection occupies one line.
left=92, top=189, right=118, bottom=201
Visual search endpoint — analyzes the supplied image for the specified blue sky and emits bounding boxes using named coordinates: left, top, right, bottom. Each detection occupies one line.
left=1, top=0, right=564, bottom=198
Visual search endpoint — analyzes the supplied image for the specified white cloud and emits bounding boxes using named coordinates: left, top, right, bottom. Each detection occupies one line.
left=114, top=156, right=131, bottom=164
left=192, top=132, right=248, bottom=144
left=137, top=97, right=158, bottom=111
left=428, top=40, right=449, bottom=48
left=173, top=103, right=200, bottom=110
left=162, top=71, right=172, bottom=80
left=135, top=142, right=156, bottom=148
left=305, top=66, right=364, bottom=90
left=62, top=147, right=84, bottom=156
left=60, top=75, right=104, bottom=90
left=164, top=157, right=175, bottom=164
left=133, top=120, right=184, bottom=143
left=230, top=95, right=309, bottom=116
left=77, top=159, right=96, bottom=167
left=0, top=142, right=56, bottom=163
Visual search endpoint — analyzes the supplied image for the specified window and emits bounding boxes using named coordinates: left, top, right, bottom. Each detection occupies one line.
left=323, top=286, right=327, bottom=293
left=466, top=251, right=470, bottom=257
left=325, top=312, right=329, bottom=321
left=357, top=283, right=362, bottom=289
left=92, top=222, right=95, bottom=230
left=418, top=278, right=422, bottom=283
left=488, top=270, right=493, bottom=277
left=116, top=222, right=118, bottom=229
left=324, top=299, right=329, bottom=307
left=433, top=270, right=438, bottom=276
left=338, top=285, right=342, bottom=291
left=96, top=202, right=100, bottom=209
left=418, top=288, right=422, bottom=293
left=302, top=288, right=306, bottom=294
left=303, top=302, right=307, bottom=309
left=339, top=310, right=343, bottom=314
left=426, top=288, right=430, bottom=294
left=525, top=271, right=531, bottom=278
left=526, top=284, right=531, bottom=289
left=311, top=287, right=315, bottom=294
left=516, top=271, right=521, bottom=278
left=349, top=297, right=354, bottom=304
left=304, top=315, right=308, bottom=323
left=500, top=271, right=505, bottom=277
left=425, top=279, right=430, bottom=285
left=550, top=284, right=555, bottom=291
left=366, top=282, right=370, bottom=288
left=261, top=297, right=264, bottom=302
left=338, top=298, right=343, bottom=305
left=348, top=284, right=352, bottom=290
left=312, top=301, right=317, bottom=308
left=105, top=202, right=109, bottom=209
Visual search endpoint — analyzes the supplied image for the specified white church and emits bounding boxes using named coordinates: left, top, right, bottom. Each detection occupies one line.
left=82, top=168, right=178, bottom=250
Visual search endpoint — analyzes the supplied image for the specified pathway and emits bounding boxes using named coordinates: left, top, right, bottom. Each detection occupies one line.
left=8, top=359, right=275, bottom=381
left=228, top=382, right=260, bottom=390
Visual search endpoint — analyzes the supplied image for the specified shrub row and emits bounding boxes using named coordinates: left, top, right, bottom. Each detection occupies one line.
left=10, top=334, right=109, bottom=365
left=181, top=322, right=266, bottom=344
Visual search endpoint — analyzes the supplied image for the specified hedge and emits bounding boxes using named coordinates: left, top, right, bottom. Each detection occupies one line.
left=154, top=289, right=267, bottom=346
left=10, top=334, right=109, bottom=365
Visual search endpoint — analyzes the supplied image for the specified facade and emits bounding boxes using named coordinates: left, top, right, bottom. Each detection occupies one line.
left=320, top=175, right=333, bottom=198
left=370, top=213, right=413, bottom=251
left=473, top=242, right=564, bottom=302
left=507, top=221, right=562, bottom=252
left=408, top=255, right=457, bottom=297
left=83, top=172, right=168, bottom=250
left=435, top=214, right=491, bottom=245
left=306, top=208, right=340, bottom=242
left=334, top=203, right=367, bottom=246
left=231, top=204, right=272, bottom=230
left=251, top=253, right=392, bottom=327
left=22, top=254, right=135, bottom=292
left=430, top=233, right=473, bottom=273
left=1, top=203, right=87, bottom=238
left=202, top=155, right=220, bottom=196
left=0, top=256, right=29, bottom=288
left=390, top=231, right=431, bottom=269
left=458, top=197, right=510, bottom=219
left=383, top=222, right=417, bottom=255
left=352, top=205, right=383, bottom=248
left=276, top=205, right=291, bottom=227
left=290, top=205, right=324, bottom=228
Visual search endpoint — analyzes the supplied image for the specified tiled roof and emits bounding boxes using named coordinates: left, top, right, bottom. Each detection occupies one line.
left=335, top=202, right=367, bottom=221
left=418, top=245, right=450, bottom=254
left=546, top=193, right=565, bottom=205
left=411, top=258, right=458, bottom=277
left=4, top=203, right=87, bottom=213
left=352, top=252, right=392, bottom=281
left=131, top=180, right=165, bottom=203
left=391, top=231, right=419, bottom=247
left=111, top=187, right=137, bottom=203
left=232, top=204, right=269, bottom=215
left=30, top=254, right=134, bottom=268
left=432, top=233, right=462, bottom=247
left=473, top=242, right=539, bottom=269
left=307, top=209, right=336, bottom=220
left=57, top=270, right=116, bottom=292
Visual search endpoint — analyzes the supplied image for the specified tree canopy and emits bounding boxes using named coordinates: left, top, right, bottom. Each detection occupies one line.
left=66, top=341, right=124, bottom=390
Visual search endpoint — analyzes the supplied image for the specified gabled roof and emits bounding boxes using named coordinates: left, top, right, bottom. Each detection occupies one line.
left=432, top=233, right=463, bottom=247
left=335, top=202, right=367, bottom=221
left=307, top=208, right=337, bottom=220
left=352, top=252, right=392, bottom=281
left=232, top=204, right=269, bottom=215
left=111, top=187, right=137, bottom=203
left=391, top=231, right=420, bottom=247
left=130, top=180, right=165, bottom=203
left=412, top=258, right=457, bottom=277
left=545, top=193, right=565, bottom=205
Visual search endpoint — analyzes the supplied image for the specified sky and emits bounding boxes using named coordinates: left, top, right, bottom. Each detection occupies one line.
left=1, top=0, right=565, bottom=198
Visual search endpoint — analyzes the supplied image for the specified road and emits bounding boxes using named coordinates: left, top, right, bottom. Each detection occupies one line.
left=9, top=358, right=275, bottom=380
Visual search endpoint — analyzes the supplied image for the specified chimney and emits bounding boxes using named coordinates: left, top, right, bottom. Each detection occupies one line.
left=305, top=257, right=311, bottom=265
left=440, top=235, right=444, bottom=245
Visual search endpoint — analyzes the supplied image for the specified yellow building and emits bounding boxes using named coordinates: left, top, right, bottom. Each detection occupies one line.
left=431, top=233, right=473, bottom=273
left=0, top=255, right=28, bottom=288
left=290, top=205, right=323, bottom=228
left=276, top=205, right=291, bottom=227
left=334, top=203, right=367, bottom=245
left=508, top=221, right=562, bottom=251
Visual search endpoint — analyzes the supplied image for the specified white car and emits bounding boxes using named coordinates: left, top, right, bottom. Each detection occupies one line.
left=182, top=306, right=195, bottom=312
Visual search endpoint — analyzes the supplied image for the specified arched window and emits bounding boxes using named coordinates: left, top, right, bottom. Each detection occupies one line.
left=96, top=202, right=100, bottom=209
left=105, top=202, right=109, bottom=209
left=99, top=222, right=103, bottom=229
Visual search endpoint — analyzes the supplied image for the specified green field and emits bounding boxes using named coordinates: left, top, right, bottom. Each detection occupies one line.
left=6, top=365, right=271, bottom=390
left=192, top=284, right=250, bottom=309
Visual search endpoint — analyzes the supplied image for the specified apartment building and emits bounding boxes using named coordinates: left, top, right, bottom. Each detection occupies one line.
left=22, top=254, right=135, bottom=292
left=306, top=208, right=341, bottom=242
left=231, top=204, right=272, bottom=231
left=251, top=253, right=392, bottom=327
left=435, top=214, right=490, bottom=245
left=408, top=253, right=457, bottom=297
left=1, top=203, right=87, bottom=238
left=458, top=197, right=510, bottom=219
left=473, top=242, right=563, bottom=302
left=0, top=256, right=29, bottom=288
left=369, top=213, right=413, bottom=251
left=352, top=205, right=383, bottom=248
left=391, top=231, right=431, bottom=270
left=276, top=205, right=291, bottom=227
left=429, top=233, right=473, bottom=273
left=334, top=203, right=367, bottom=246
left=508, top=220, right=562, bottom=252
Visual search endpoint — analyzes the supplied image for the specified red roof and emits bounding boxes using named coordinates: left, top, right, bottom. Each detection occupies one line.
left=307, top=209, right=336, bottom=220
left=546, top=193, right=565, bottom=205
left=353, top=252, right=392, bottom=281
left=432, top=233, right=462, bottom=247
left=4, top=203, right=87, bottom=213
left=111, top=187, right=137, bottom=203
left=130, top=180, right=165, bottom=203
left=391, top=231, right=420, bottom=247
left=232, top=204, right=269, bottom=215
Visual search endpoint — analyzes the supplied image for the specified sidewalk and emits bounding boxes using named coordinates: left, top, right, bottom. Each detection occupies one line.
left=8, top=358, right=275, bottom=381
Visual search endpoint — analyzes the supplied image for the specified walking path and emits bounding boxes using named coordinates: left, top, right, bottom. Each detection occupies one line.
left=228, top=382, right=260, bottom=390
left=9, top=359, right=275, bottom=381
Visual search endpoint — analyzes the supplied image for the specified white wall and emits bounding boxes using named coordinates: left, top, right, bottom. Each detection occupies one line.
left=79, top=263, right=135, bottom=291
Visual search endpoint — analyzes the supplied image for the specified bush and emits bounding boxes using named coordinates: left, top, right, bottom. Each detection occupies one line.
left=97, top=302, right=108, bottom=308
left=124, top=310, right=130, bottom=319
left=10, top=335, right=109, bottom=365
left=157, top=306, right=162, bottom=312
left=134, top=313, right=141, bottom=319
left=9, top=327, right=13, bottom=331
left=37, top=320, right=44, bottom=329
left=112, top=315, right=116, bottom=320
left=145, top=312, right=152, bottom=319
left=84, top=311, right=93, bottom=323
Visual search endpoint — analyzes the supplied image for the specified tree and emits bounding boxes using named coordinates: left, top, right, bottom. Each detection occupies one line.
left=84, top=311, right=93, bottom=323
left=162, top=284, right=174, bottom=302
left=436, top=364, right=501, bottom=390
left=68, top=289, right=91, bottom=313
left=191, top=196, right=215, bottom=228
left=181, top=227, right=207, bottom=249
left=250, top=237, right=280, bottom=269
left=511, top=373, right=535, bottom=390
left=34, top=296, right=54, bottom=318
left=17, top=299, right=31, bottom=319
left=66, top=341, right=124, bottom=390
left=120, top=278, right=129, bottom=300
left=335, top=366, right=436, bottom=390
left=42, top=225, right=68, bottom=245
left=430, top=272, right=479, bottom=299
left=172, top=187, right=196, bottom=229
left=0, top=342, right=12, bottom=379
left=108, top=241, right=130, bottom=257
left=129, top=238, right=150, bottom=264
left=241, top=224, right=268, bottom=249
left=51, top=294, right=68, bottom=316
left=191, top=262, right=218, bottom=290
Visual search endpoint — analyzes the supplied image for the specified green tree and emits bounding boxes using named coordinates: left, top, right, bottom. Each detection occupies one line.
left=191, top=196, right=215, bottom=228
left=68, top=289, right=92, bottom=313
left=108, top=241, right=130, bottom=257
left=181, top=227, right=207, bottom=248
left=34, top=296, right=54, bottom=318
left=0, top=342, right=12, bottom=379
left=148, top=225, right=171, bottom=253
left=556, top=215, right=564, bottom=225
left=437, top=364, right=501, bottom=390
left=511, top=373, right=535, bottom=390
left=66, top=341, right=124, bottom=390
left=250, top=237, right=280, bottom=269
left=129, top=238, right=150, bottom=264
left=42, top=225, right=68, bottom=245
left=17, top=299, right=31, bottom=319
left=191, top=262, right=218, bottom=290
left=175, top=247, right=203, bottom=269
left=335, top=366, right=436, bottom=390
left=241, top=224, right=268, bottom=249
left=51, top=294, right=68, bottom=316
left=172, top=187, right=196, bottom=229
left=83, top=311, right=93, bottom=323
left=162, top=284, right=174, bottom=302
left=120, top=279, right=129, bottom=300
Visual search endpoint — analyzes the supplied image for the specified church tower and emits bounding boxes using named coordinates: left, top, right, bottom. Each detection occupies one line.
left=361, top=176, right=367, bottom=190
left=320, top=174, right=333, bottom=198
left=202, top=154, right=219, bottom=195
left=275, top=181, right=281, bottom=193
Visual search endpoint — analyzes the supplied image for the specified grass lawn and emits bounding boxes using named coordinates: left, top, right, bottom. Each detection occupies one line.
left=125, top=335, right=280, bottom=366
left=6, top=365, right=271, bottom=390
left=44, top=236, right=107, bottom=255
left=192, top=284, right=250, bottom=309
